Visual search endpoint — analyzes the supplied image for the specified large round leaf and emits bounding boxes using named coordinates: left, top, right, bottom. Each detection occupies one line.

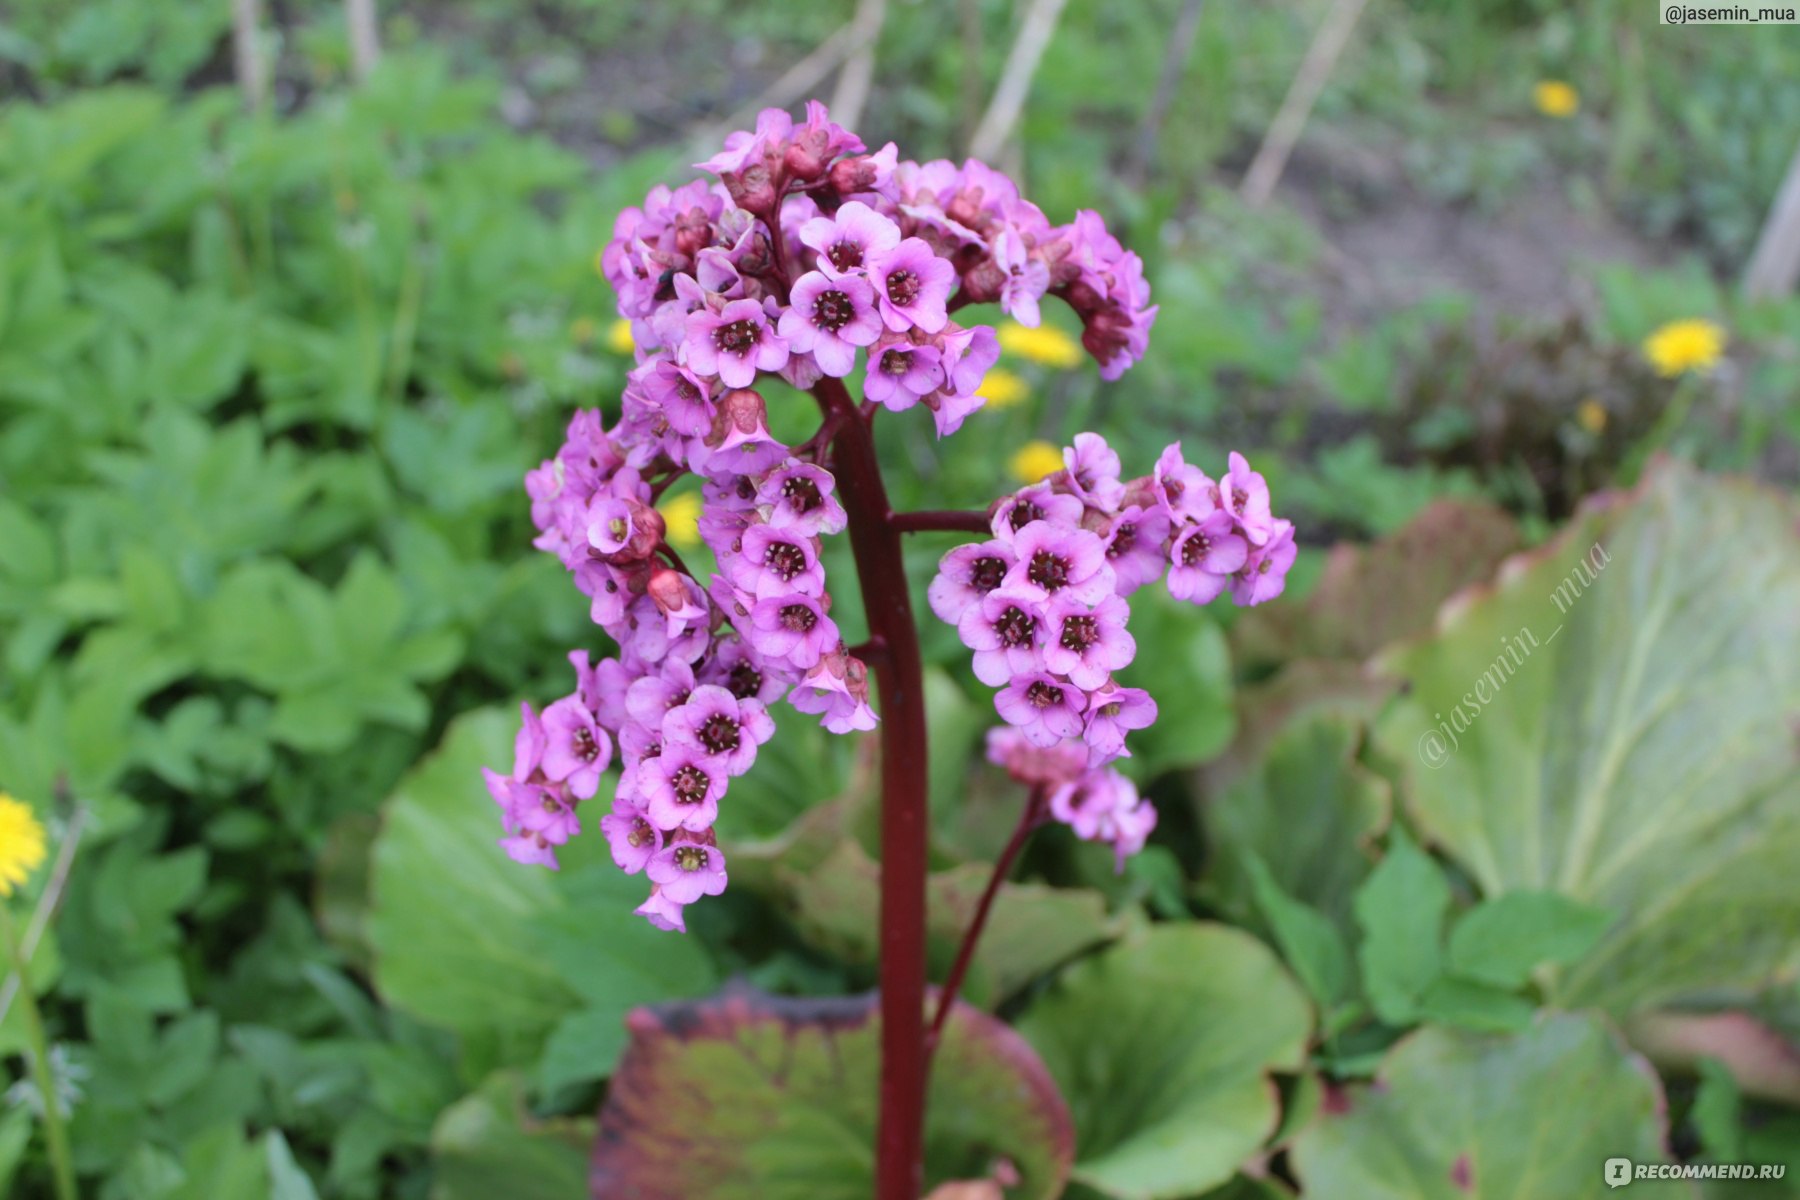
left=1289, top=1013, right=1675, bottom=1198
left=1018, top=923, right=1313, bottom=1199
left=1374, top=462, right=1800, bottom=1012
left=589, top=989, right=1074, bottom=1200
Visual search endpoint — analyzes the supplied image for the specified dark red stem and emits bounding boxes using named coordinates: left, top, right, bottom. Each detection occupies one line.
left=890, top=509, right=992, bottom=535
left=923, top=785, right=1049, bottom=1058
left=812, top=376, right=930, bottom=1200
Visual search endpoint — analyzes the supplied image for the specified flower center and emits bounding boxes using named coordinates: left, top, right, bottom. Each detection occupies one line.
left=1060, top=614, right=1098, bottom=652
left=697, top=713, right=741, bottom=754
left=827, top=240, right=863, bottom=272
left=765, top=541, right=808, bottom=580
left=1108, top=522, right=1136, bottom=559
left=674, top=845, right=708, bottom=872
left=1028, top=549, right=1070, bottom=591
left=1008, top=500, right=1043, bottom=532
left=627, top=818, right=655, bottom=847
left=970, top=556, right=1007, bottom=592
left=880, top=348, right=912, bottom=377
left=727, top=662, right=764, bottom=699
left=779, top=604, right=817, bottom=633
left=1232, top=486, right=1249, bottom=514
left=1026, top=680, right=1064, bottom=709
left=812, top=289, right=855, bottom=333
left=1181, top=532, right=1212, bottom=567
left=672, top=765, right=711, bottom=804
left=714, top=318, right=759, bottom=356
left=886, top=268, right=921, bottom=307
left=782, top=475, right=824, bottom=512
left=995, top=606, right=1036, bottom=648
left=572, top=726, right=601, bottom=763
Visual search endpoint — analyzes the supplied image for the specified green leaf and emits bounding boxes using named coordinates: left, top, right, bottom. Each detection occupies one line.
left=1018, top=923, right=1312, bottom=1199
left=1413, top=977, right=1535, bottom=1033
left=264, top=1130, right=321, bottom=1200
left=1353, top=830, right=1452, bottom=1025
left=1446, top=891, right=1614, bottom=989
left=1244, top=852, right=1353, bottom=1010
left=1289, top=1014, right=1675, bottom=1198
left=430, top=1073, right=592, bottom=1200
left=591, top=990, right=1073, bottom=1200
left=1374, top=462, right=1800, bottom=1012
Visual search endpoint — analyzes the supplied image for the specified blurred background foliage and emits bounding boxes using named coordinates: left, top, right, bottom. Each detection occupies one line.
left=0, top=0, right=1798, bottom=1197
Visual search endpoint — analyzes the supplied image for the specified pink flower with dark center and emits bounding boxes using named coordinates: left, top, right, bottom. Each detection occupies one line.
left=1083, top=683, right=1157, bottom=762
left=683, top=298, right=790, bottom=388
left=929, top=539, right=1018, bottom=624
left=863, top=336, right=944, bottom=411
left=636, top=358, right=715, bottom=436
left=1102, top=505, right=1172, bottom=597
left=778, top=270, right=882, bottom=377
left=539, top=695, right=612, bottom=799
left=995, top=672, right=1088, bottom=747
left=624, top=659, right=698, bottom=732
left=1152, top=443, right=1217, bottom=523
left=730, top=523, right=825, bottom=600
left=1166, top=511, right=1248, bottom=605
left=1230, top=518, right=1297, bottom=607
left=600, top=798, right=661, bottom=874
left=749, top=593, right=839, bottom=671
left=758, top=461, right=847, bottom=536
left=990, top=484, right=1084, bottom=538
left=958, top=585, right=1049, bottom=687
left=663, top=684, right=776, bottom=776
left=700, top=637, right=788, bottom=706
left=1048, top=768, right=1157, bottom=866
left=798, top=200, right=902, bottom=277
left=1221, top=451, right=1275, bottom=546
left=1042, top=594, right=1135, bottom=689
left=647, top=840, right=729, bottom=905
left=1004, top=521, right=1114, bottom=605
left=642, top=744, right=728, bottom=832
left=869, top=237, right=956, bottom=333
left=1063, top=433, right=1125, bottom=510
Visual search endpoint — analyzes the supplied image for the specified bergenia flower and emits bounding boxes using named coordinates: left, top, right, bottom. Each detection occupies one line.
left=1166, top=512, right=1248, bottom=605
left=663, top=684, right=776, bottom=777
left=1231, top=518, right=1297, bottom=607
left=996, top=672, right=1088, bottom=747
left=647, top=840, right=729, bottom=905
left=683, top=298, right=790, bottom=388
left=798, top=200, right=901, bottom=276
left=870, top=238, right=956, bottom=333
left=778, top=271, right=882, bottom=377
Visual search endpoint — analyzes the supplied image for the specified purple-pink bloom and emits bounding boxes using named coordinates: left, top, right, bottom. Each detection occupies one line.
left=1042, top=594, right=1135, bottom=690
left=863, top=336, right=944, bottom=411
left=778, top=270, right=882, bottom=377
left=636, top=358, right=715, bottom=436
left=869, top=238, right=956, bottom=334
left=538, top=695, right=612, bottom=800
left=1083, top=683, right=1157, bottom=762
left=647, top=840, right=729, bottom=905
left=635, top=888, right=688, bottom=932
left=1230, top=518, right=1297, bottom=607
left=663, top=684, right=776, bottom=776
left=642, top=743, right=728, bottom=832
left=984, top=727, right=1087, bottom=789
left=1063, top=433, right=1125, bottom=510
left=758, top=460, right=847, bottom=536
left=749, top=593, right=839, bottom=671
left=683, top=298, right=790, bottom=388
left=995, top=672, right=1088, bottom=747
left=789, top=648, right=879, bottom=733
left=1221, top=451, right=1275, bottom=547
left=730, top=523, right=826, bottom=600
left=600, top=798, right=661, bottom=874
left=798, top=200, right=901, bottom=277
left=1166, top=511, right=1248, bottom=605
left=1152, top=444, right=1217, bottom=523
left=1006, top=521, right=1114, bottom=605
left=928, top=539, right=1018, bottom=624
left=1101, top=505, right=1172, bottom=597
left=958, top=585, right=1048, bottom=687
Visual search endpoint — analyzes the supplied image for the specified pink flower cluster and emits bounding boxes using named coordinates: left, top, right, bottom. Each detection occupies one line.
left=488, top=101, right=1163, bottom=931
left=932, top=435, right=1294, bottom=864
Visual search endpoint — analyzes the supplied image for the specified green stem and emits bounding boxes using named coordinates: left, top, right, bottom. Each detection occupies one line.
left=1, top=906, right=76, bottom=1200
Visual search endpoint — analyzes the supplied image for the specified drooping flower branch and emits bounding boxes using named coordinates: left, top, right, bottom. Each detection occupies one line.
left=483, top=98, right=1285, bottom=1197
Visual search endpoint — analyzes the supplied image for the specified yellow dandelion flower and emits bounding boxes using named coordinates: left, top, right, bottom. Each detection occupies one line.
left=570, top=316, right=597, bottom=346
left=660, top=491, right=703, bottom=551
left=1009, top=440, right=1066, bottom=484
left=605, top=319, right=636, bottom=356
left=979, top=368, right=1030, bottom=410
left=1576, top=398, right=1607, bottom=435
left=1533, top=80, right=1579, bottom=118
left=998, top=322, right=1083, bottom=369
left=1643, top=318, right=1726, bottom=378
left=0, top=793, right=46, bottom=899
